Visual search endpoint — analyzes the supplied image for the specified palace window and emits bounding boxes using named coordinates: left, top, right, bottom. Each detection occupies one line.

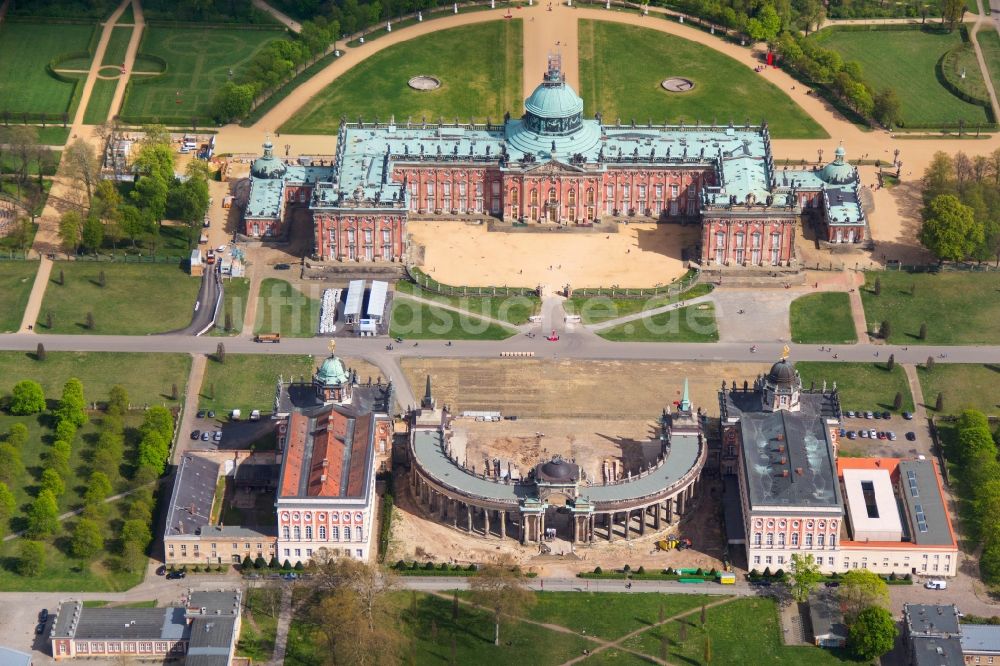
left=586, top=188, right=595, bottom=204
left=293, top=526, right=301, bottom=540
left=548, top=188, right=557, bottom=203
left=805, top=534, right=813, bottom=547
left=305, top=526, right=313, bottom=540
left=770, top=232, right=782, bottom=265
left=778, top=533, right=785, bottom=546
left=606, top=184, right=613, bottom=200
left=817, top=534, right=825, bottom=547
left=791, top=533, right=798, bottom=546
left=829, top=534, right=836, bottom=547
left=382, top=229, right=390, bottom=243
left=638, top=185, right=646, bottom=200
left=735, top=232, right=745, bottom=248
left=623, top=185, right=630, bottom=200
left=715, top=232, right=725, bottom=248
left=753, top=533, right=761, bottom=545
left=655, top=185, right=663, bottom=198
left=490, top=181, right=498, bottom=196
left=530, top=190, right=538, bottom=205
left=319, top=526, right=326, bottom=540
left=568, top=190, right=576, bottom=206
left=331, top=526, right=339, bottom=540
left=766, top=533, right=773, bottom=546
left=459, top=182, right=466, bottom=196
left=363, top=230, right=372, bottom=244
left=671, top=184, right=679, bottom=197
left=344, top=527, right=352, bottom=542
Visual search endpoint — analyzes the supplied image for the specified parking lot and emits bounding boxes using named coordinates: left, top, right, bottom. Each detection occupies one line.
left=838, top=409, right=934, bottom=460
left=187, top=415, right=276, bottom=452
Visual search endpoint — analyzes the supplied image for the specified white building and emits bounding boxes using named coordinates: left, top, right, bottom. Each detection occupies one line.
left=273, top=350, right=393, bottom=565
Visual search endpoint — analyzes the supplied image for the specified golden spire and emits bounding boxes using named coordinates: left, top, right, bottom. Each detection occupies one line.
left=328, top=339, right=336, bottom=355
left=781, top=344, right=790, bottom=359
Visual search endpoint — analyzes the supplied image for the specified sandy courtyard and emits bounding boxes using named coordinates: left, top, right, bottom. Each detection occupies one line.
left=409, top=220, right=698, bottom=289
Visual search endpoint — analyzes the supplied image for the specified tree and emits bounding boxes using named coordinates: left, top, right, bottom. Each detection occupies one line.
left=0, top=482, right=15, bottom=537
left=217, top=342, right=226, bottom=363
left=26, top=489, right=60, bottom=539
left=36, top=342, right=46, bottom=361
left=941, top=0, right=965, bottom=31
left=848, top=606, right=897, bottom=660
left=920, top=194, right=984, bottom=262
left=873, top=87, right=902, bottom=128
left=71, top=518, right=104, bottom=559
left=40, top=468, right=65, bottom=498
left=83, top=471, right=113, bottom=507
left=789, top=553, right=822, bottom=603
left=470, top=554, right=535, bottom=646
left=58, top=209, right=84, bottom=254
left=44, top=439, right=71, bottom=480
left=926, top=356, right=935, bottom=372
left=107, top=385, right=129, bottom=415
left=893, top=392, right=903, bottom=411
left=838, top=570, right=890, bottom=622
left=58, top=377, right=88, bottom=427
left=936, top=392, right=944, bottom=411
left=887, top=353, right=895, bottom=371
left=879, top=320, right=891, bottom=339
left=6, top=423, right=28, bottom=448
left=957, top=410, right=995, bottom=461
left=17, top=540, right=46, bottom=577
left=10, top=379, right=45, bottom=415
left=0, top=444, right=24, bottom=484
left=122, top=539, right=146, bottom=573
left=81, top=213, right=104, bottom=253
left=131, top=172, right=169, bottom=223
left=746, top=4, right=782, bottom=41
left=141, top=405, right=174, bottom=443
left=980, top=539, right=1000, bottom=583
left=919, top=322, right=927, bottom=340
left=873, top=277, right=881, bottom=296
left=211, top=82, right=256, bottom=123
left=64, top=138, right=99, bottom=205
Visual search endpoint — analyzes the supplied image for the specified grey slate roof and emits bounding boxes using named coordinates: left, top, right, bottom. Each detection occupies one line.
left=906, top=604, right=962, bottom=636
left=809, top=591, right=847, bottom=643
left=961, top=624, right=1000, bottom=654
left=185, top=616, right=237, bottom=666
left=189, top=590, right=241, bottom=616
left=67, top=607, right=187, bottom=640
left=898, top=460, right=955, bottom=547
left=911, top=637, right=965, bottom=666
left=165, top=454, right=220, bottom=538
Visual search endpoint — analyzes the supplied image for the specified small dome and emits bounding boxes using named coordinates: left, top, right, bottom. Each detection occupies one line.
left=767, top=358, right=797, bottom=388
left=316, top=355, right=348, bottom=385
left=251, top=139, right=287, bottom=179
left=524, top=81, right=584, bottom=119
left=818, top=144, right=855, bottom=185
left=538, top=456, right=578, bottom=482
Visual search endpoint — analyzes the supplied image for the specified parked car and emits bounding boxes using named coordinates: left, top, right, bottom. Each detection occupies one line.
left=201, top=431, right=210, bottom=441
left=156, top=565, right=167, bottom=576
left=35, top=623, right=45, bottom=635
left=166, top=571, right=186, bottom=580
left=865, top=411, right=874, bottom=419
left=839, top=428, right=846, bottom=437
left=869, top=429, right=878, bottom=439
left=925, top=579, right=947, bottom=590
left=882, top=411, right=891, bottom=419
left=213, top=431, right=222, bottom=442
left=38, top=609, right=48, bottom=623
left=190, top=430, right=201, bottom=440
left=824, top=581, right=840, bottom=588
left=888, top=432, right=897, bottom=441
left=274, top=263, right=291, bottom=270
left=196, top=410, right=206, bottom=418
left=847, top=431, right=857, bottom=440
left=903, top=412, right=914, bottom=420
left=207, top=410, right=216, bottom=418
left=906, top=432, right=917, bottom=441
left=860, top=430, right=869, bottom=438
left=845, top=410, right=855, bottom=418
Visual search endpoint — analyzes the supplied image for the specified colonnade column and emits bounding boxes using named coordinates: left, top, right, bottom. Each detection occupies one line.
left=625, top=510, right=632, bottom=540
left=466, top=505, right=472, bottom=532
left=499, top=511, right=506, bottom=540
left=484, top=509, right=491, bottom=537
left=639, top=507, right=647, bottom=536
left=654, top=502, right=662, bottom=530
left=608, top=513, right=615, bottom=541
left=453, top=500, right=459, bottom=528
left=519, top=513, right=527, bottom=545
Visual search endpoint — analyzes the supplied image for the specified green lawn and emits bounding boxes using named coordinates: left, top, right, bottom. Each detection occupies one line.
left=0, top=261, right=38, bottom=332
left=83, top=78, right=118, bottom=125
left=286, top=591, right=594, bottom=666
left=0, top=351, right=190, bottom=406
left=918, top=364, right=1000, bottom=415
left=795, top=361, right=914, bottom=413
left=789, top=292, right=858, bottom=344
left=122, top=26, right=287, bottom=123
left=390, top=297, right=517, bottom=340
left=253, top=278, right=320, bottom=338
left=578, top=20, right=826, bottom=139
left=198, top=354, right=317, bottom=415
left=564, top=284, right=714, bottom=325
left=212, top=277, right=251, bottom=336
left=280, top=21, right=523, bottom=134
left=35, top=126, right=71, bottom=145
left=39, top=262, right=200, bottom=335
left=101, top=26, right=133, bottom=67
left=237, top=588, right=281, bottom=662
left=395, top=281, right=540, bottom=325
left=623, top=597, right=862, bottom=665
left=524, top=592, right=714, bottom=641
left=860, top=271, right=1000, bottom=344
left=597, top=303, right=718, bottom=342
left=0, top=22, right=95, bottom=115
left=810, top=28, right=990, bottom=127
left=976, top=30, right=1000, bottom=114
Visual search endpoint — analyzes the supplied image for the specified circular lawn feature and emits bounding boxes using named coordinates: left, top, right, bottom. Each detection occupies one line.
left=661, top=77, right=695, bottom=93
left=408, top=75, right=442, bottom=91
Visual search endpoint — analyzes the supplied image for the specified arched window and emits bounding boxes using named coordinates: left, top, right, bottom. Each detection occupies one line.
left=791, top=533, right=799, bottom=546
left=754, top=533, right=761, bottom=545
left=586, top=188, right=595, bottom=205
left=530, top=189, right=538, bottom=205
left=293, top=526, right=301, bottom=540
left=305, top=526, right=313, bottom=540
left=282, top=526, right=290, bottom=540
left=778, top=533, right=785, bottom=546
left=548, top=188, right=557, bottom=203
left=510, top=189, right=519, bottom=205
left=319, top=526, right=327, bottom=540
left=568, top=189, right=576, bottom=206
left=766, top=533, right=774, bottom=546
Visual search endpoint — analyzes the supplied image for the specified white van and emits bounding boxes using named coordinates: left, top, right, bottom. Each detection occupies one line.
left=925, top=579, right=947, bottom=590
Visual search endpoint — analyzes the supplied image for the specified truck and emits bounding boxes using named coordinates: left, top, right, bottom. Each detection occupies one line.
left=254, top=333, right=281, bottom=343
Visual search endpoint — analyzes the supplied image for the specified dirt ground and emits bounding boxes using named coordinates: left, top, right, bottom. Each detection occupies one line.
left=403, top=358, right=773, bottom=420
left=409, top=220, right=698, bottom=289
left=389, top=464, right=729, bottom=576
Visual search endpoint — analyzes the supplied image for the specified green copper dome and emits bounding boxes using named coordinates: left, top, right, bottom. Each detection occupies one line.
left=251, top=139, right=287, bottom=179
left=524, top=76, right=584, bottom=120
left=316, top=354, right=349, bottom=385
left=818, top=144, right=855, bottom=185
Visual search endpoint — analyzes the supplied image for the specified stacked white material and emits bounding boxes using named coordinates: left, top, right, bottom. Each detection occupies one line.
left=319, top=288, right=341, bottom=333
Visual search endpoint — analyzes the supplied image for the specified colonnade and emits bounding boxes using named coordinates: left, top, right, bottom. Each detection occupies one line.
left=410, top=470, right=703, bottom=545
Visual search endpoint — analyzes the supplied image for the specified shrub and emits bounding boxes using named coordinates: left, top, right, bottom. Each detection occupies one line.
left=439, top=562, right=449, bottom=571
left=294, top=561, right=304, bottom=571
left=282, top=559, right=291, bottom=570
left=466, top=563, right=477, bottom=572
left=424, top=561, right=435, bottom=570
left=749, top=568, right=760, bottom=578
left=594, top=566, right=603, bottom=574
left=695, top=567, right=704, bottom=576
left=623, top=564, right=631, bottom=573
left=637, top=566, right=646, bottom=575
left=395, top=559, right=407, bottom=570
left=666, top=567, right=676, bottom=575
left=410, top=561, right=420, bottom=570
left=763, top=567, right=772, bottom=578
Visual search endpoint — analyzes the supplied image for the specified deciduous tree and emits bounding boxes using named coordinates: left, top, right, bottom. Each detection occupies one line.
left=920, top=194, right=983, bottom=262
left=71, top=518, right=104, bottom=559
left=10, top=379, right=45, bottom=415
left=838, top=569, right=889, bottom=622
left=26, top=489, right=60, bottom=539
left=470, top=553, right=535, bottom=646
left=789, top=553, right=822, bottom=602
left=848, top=606, right=897, bottom=660
left=17, top=540, right=46, bottom=577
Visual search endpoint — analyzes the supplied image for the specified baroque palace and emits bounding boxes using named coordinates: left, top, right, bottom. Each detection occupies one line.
left=244, top=55, right=867, bottom=270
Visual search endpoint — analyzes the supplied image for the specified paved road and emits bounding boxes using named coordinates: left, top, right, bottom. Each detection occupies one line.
left=171, top=268, right=222, bottom=335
